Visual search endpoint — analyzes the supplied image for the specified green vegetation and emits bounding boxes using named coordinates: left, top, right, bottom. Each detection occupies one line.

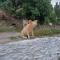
left=54, top=2, right=60, bottom=19
left=0, top=21, right=16, bottom=32
left=0, top=0, right=60, bottom=24
left=0, top=0, right=60, bottom=36
left=34, top=29, right=60, bottom=37
left=0, top=27, right=15, bottom=32
left=54, top=2, right=60, bottom=24
left=0, top=0, right=53, bottom=24
left=0, top=26, right=16, bottom=32
left=9, top=36, right=17, bottom=40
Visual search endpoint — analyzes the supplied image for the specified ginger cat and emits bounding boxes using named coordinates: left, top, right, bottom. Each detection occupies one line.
left=20, top=20, right=37, bottom=38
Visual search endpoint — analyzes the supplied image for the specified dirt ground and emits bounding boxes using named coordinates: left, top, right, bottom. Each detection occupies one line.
left=0, top=32, right=60, bottom=44
left=0, top=32, right=20, bottom=44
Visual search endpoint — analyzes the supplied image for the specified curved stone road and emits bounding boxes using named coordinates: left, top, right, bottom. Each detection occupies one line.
left=0, top=37, right=60, bottom=60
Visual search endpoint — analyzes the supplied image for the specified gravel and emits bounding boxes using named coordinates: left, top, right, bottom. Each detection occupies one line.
left=0, top=37, right=60, bottom=60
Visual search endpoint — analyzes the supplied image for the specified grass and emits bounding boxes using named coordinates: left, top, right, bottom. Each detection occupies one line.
left=34, top=28, right=60, bottom=37
left=9, top=36, right=17, bottom=40
left=0, top=26, right=16, bottom=32
left=0, top=21, right=17, bottom=32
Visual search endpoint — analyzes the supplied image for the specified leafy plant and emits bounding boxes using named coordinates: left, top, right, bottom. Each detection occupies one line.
left=0, top=0, right=53, bottom=24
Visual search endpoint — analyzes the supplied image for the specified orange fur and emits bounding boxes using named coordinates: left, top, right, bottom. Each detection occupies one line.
left=20, top=20, right=37, bottom=38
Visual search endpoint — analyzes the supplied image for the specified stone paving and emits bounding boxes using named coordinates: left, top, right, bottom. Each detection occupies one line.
left=0, top=37, right=60, bottom=60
